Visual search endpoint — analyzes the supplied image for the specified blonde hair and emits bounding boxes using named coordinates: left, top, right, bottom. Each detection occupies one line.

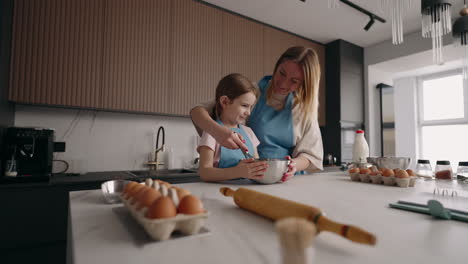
left=214, top=73, right=259, bottom=119
left=267, top=46, right=321, bottom=121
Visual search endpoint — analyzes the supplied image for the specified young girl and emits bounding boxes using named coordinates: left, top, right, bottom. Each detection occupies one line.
left=197, top=73, right=268, bottom=182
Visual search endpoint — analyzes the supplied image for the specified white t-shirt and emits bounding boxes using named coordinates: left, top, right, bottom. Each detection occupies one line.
left=197, top=125, right=260, bottom=168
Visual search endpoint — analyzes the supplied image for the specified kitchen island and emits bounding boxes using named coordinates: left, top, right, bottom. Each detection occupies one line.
left=68, top=172, right=468, bottom=264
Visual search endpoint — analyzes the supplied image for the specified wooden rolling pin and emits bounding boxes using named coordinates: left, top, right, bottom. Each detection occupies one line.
left=220, top=187, right=376, bottom=246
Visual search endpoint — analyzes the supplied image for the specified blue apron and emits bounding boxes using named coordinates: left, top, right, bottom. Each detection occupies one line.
left=248, top=76, right=294, bottom=159
left=217, top=120, right=255, bottom=169
left=248, top=76, right=305, bottom=175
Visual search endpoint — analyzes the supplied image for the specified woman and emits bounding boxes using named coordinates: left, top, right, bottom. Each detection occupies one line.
left=191, top=46, right=323, bottom=182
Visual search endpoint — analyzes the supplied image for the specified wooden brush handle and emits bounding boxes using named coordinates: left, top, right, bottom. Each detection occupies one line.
left=220, top=187, right=376, bottom=246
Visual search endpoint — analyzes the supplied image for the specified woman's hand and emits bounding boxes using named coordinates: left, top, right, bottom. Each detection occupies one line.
left=215, top=126, right=248, bottom=150
left=281, top=156, right=297, bottom=182
left=235, top=158, right=268, bottom=180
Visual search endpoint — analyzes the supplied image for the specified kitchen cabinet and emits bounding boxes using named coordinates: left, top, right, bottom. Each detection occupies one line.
left=101, top=0, right=172, bottom=113
left=221, top=11, right=264, bottom=85
left=169, top=0, right=224, bottom=116
left=8, top=0, right=325, bottom=123
left=324, top=39, right=364, bottom=164
left=0, top=184, right=68, bottom=264
left=9, top=0, right=104, bottom=108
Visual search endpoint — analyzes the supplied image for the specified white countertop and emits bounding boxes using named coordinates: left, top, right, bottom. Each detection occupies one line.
left=68, top=172, right=468, bottom=264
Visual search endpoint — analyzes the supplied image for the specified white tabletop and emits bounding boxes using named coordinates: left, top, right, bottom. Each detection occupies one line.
left=68, top=172, right=468, bottom=264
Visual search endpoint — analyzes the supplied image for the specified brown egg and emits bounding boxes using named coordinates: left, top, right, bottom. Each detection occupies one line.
left=348, top=168, right=359, bottom=174
left=123, top=181, right=138, bottom=195
left=382, top=169, right=395, bottom=177
left=177, top=195, right=205, bottom=215
left=125, top=183, right=145, bottom=199
left=136, top=188, right=162, bottom=210
left=369, top=171, right=380, bottom=176
left=171, top=187, right=191, bottom=200
left=146, top=196, right=177, bottom=219
left=379, top=167, right=386, bottom=172
left=131, top=185, right=150, bottom=204
left=406, top=169, right=416, bottom=176
left=359, top=168, right=370, bottom=174
left=396, top=170, right=409, bottom=178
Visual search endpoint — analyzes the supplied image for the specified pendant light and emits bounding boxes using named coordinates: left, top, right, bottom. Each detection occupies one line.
left=382, top=0, right=413, bottom=45
left=421, top=0, right=452, bottom=65
left=453, top=1, right=468, bottom=79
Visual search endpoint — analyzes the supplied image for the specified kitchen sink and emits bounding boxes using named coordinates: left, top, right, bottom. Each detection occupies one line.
left=126, top=168, right=198, bottom=178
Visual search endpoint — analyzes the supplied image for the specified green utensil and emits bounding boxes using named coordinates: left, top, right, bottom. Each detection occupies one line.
left=428, top=199, right=468, bottom=222
left=427, top=200, right=451, bottom=220
left=389, top=200, right=468, bottom=223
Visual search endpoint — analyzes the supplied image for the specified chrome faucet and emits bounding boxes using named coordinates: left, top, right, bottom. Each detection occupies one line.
left=147, top=126, right=165, bottom=170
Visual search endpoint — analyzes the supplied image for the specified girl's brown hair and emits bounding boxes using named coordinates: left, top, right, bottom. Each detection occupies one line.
left=214, top=73, right=259, bottom=119
left=267, top=46, right=321, bottom=121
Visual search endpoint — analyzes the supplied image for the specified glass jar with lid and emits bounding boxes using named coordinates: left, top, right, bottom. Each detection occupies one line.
left=415, top=159, right=433, bottom=179
left=434, top=160, right=453, bottom=180
left=456, top=161, right=468, bottom=182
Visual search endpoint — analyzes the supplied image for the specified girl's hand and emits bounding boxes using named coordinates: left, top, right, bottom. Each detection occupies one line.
left=235, top=158, right=268, bottom=180
left=281, top=156, right=296, bottom=182
left=216, top=127, right=248, bottom=150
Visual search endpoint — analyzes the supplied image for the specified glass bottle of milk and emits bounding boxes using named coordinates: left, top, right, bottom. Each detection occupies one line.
left=352, top=130, right=369, bottom=163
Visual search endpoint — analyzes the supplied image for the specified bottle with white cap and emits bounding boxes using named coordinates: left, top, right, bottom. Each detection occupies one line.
left=352, top=130, right=369, bottom=164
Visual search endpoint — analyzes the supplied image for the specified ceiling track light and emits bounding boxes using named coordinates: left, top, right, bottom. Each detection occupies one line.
left=339, top=0, right=386, bottom=31
left=364, top=16, right=376, bottom=31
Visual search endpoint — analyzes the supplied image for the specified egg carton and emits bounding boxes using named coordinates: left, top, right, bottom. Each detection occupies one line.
left=121, top=190, right=208, bottom=241
left=348, top=172, right=417, bottom=188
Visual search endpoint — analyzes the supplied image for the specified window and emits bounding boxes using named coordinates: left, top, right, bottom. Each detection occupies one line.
left=418, top=70, right=468, bottom=168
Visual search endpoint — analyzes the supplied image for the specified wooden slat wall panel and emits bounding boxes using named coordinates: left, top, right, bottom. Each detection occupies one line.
left=171, top=0, right=223, bottom=116
left=9, top=0, right=326, bottom=119
left=101, top=0, right=172, bottom=113
left=263, top=27, right=299, bottom=77
left=9, top=0, right=103, bottom=108
left=295, top=37, right=326, bottom=126
left=221, top=12, right=264, bottom=83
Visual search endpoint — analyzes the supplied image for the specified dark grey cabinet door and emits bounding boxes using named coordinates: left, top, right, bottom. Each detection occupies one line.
left=340, top=70, right=363, bottom=123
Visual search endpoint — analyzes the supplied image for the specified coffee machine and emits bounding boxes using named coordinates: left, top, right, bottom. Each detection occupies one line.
left=2, top=127, right=54, bottom=182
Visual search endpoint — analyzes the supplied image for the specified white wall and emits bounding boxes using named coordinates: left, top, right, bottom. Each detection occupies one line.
left=14, top=105, right=199, bottom=174
left=364, top=31, right=455, bottom=160
left=393, top=77, right=418, bottom=169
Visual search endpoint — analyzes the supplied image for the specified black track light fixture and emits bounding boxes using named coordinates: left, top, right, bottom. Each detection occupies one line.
left=364, top=16, right=376, bottom=31
left=340, top=0, right=385, bottom=31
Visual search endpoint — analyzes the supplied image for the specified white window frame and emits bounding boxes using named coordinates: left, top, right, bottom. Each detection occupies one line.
left=417, top=69, right=468, bottom=158
left=417, top=69, right=468, bottom=127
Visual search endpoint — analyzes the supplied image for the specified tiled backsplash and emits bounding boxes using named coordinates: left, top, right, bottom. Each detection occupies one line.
left=14, top=105, right=199, bottom=174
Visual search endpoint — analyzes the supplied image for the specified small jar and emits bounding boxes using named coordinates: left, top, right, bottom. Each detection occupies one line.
left=434, top=160, right=453, bottom=180
left=456, top=161, right=468, bottom=182
left=415, top=159, right=433, bottom=179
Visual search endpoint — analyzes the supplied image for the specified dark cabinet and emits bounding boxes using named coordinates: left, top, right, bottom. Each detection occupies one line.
left=324, top=40, right=364, bottom=165
left=0, top=185, right=68, bottom=264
